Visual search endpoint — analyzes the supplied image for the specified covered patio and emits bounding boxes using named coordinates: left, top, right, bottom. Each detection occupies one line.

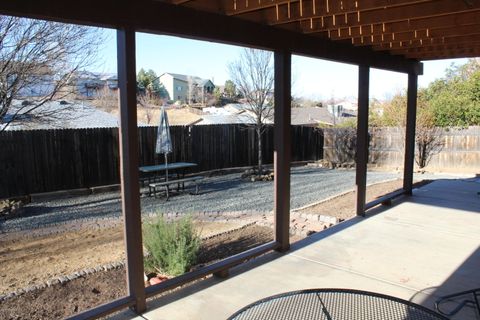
left=117, top=177, right=480, bottom=320
left=1, top=0, right=479, bottom=319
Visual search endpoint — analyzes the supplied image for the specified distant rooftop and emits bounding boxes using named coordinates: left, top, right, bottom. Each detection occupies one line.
left=162, top=73, right=213, bottom=86
left=291, top=107, right=356, bottom=126
left=1, top=100, right=119, bottom=130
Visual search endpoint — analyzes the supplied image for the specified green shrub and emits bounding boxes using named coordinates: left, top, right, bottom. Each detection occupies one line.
left=143, top=215, right=200, bottom=276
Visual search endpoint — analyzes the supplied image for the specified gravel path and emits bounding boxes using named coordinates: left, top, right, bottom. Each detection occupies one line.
left=0, top=167, right=405, bottom=233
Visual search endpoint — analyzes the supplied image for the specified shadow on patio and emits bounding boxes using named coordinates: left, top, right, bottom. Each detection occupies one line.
left=111, top=177, right=480, bottom=320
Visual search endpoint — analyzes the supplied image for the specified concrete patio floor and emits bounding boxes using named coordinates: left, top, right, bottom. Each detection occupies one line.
left=113, top=177, right=480, bottom=320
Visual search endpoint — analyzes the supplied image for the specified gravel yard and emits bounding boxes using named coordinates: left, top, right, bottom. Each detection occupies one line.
left=0, top=167, right=404, bottom=233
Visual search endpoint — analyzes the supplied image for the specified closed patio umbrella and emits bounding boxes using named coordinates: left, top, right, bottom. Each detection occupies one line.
left=155, top=106, right=172, bottom=182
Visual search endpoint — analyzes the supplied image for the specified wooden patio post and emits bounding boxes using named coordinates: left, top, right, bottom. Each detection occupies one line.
left=117, top=28, right=147, bottom=313
left=403, top=73, right=418, bottom=195
left=274, top=49, right=291, bottom=251
left=355, top=65, right=370, bottom=217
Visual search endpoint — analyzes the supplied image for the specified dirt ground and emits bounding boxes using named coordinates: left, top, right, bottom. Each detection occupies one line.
left=295, top=179, right=428, bottom=220
left=0, top=179, right=428, bottom=319
left=0, top=225, right=273, bottom=320
left=0, top=221, right=242, bottom=295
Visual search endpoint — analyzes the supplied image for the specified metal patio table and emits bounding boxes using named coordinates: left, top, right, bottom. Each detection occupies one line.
left=228, top=289, right=449, bottom=320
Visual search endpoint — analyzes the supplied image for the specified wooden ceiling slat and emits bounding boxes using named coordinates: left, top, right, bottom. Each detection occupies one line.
left=235, top=0, right=436, bottom=22
left=267, top=0, right=478, bottom=29
left=225, top=0, right=430, bottom=16
left=300, top=9, right=480, bottom=34
left=227, top=0, right=302, bottom=16
left=345, top=25, right=480, bottom=46
left=309, top=14, right=480, bottom=41
left=165, top=0, right=480, bottom=60
left=406, top=50, right=480, bottom=59
left=390, top=43, right=480, bottom=55
left=373, top=34, right=480, bottom=50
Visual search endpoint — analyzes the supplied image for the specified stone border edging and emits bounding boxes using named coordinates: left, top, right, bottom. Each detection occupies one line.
left=0, top=220, right=262, bottom=302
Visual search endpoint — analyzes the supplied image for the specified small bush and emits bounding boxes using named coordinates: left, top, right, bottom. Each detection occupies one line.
left=143, top=215, right=200, bottom=276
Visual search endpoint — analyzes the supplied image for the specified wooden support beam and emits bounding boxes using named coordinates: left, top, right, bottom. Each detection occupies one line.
left=0, top=0, right=422, bottom=74
left=117, top=28, right=146, bottom=313
left=403, top=73, right=418, bottom=195
left=356, top=65, right=370, bottom=217
left=274, top=49, right=292, bottom=252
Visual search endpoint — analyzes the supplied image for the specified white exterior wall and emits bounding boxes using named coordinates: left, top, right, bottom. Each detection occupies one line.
left=159, top=74, right=174, bottom=101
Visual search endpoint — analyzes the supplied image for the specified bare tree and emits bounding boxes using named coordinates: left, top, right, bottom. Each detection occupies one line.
left=137, top=94, right=158, bottom=125
left=187, top=76, right=196, bottom=105
left=415, top=111, right=444, bottom=169
left=0, top=15, right=103, bottom=131
left=228, top=48, right=274, bottom=175
left=374, top=90, right=445, bottom=170
left=91, top=85, right=118, bottom=113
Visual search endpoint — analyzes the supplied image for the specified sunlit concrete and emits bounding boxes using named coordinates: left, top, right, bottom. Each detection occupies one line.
left=112, top=177, right=480, bottom=320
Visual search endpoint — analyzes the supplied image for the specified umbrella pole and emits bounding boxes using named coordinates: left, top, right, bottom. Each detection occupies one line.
left=165, top=153, right=168, bottom=183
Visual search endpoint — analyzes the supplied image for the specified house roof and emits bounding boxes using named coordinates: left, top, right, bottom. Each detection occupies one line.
left=196, top=113, right=256, bottom=125
left=291, top=107, right=355, bottom=126
left=1, top=100, right=119, bottom=130
left=162, top=73, right=214, bottom=87
left=74, top=71, right=117, bottom=81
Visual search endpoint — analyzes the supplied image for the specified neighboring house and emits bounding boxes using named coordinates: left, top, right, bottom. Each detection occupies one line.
left=1, top=100, right=119, bottom=130
left=15, top=70, right=119, bottom=99
left=334, top=100, right=358, bottom=111
left=72, top=71, right=118, bottom=98
left=10, top=64, right=56, bottom=98
left=159, top=73, right=215, bottom=103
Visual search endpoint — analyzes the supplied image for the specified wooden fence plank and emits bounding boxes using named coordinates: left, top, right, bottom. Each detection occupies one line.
left=0, top=124, right=323, bottom=198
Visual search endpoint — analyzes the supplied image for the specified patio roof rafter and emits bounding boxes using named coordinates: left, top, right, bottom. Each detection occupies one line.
left=248, top=0, right=476, bottom=28
left=337, top=25, right=480, bottom=46
left=0, top=0, right=422, bottom=75
left=300, top=10, right=480, bottom=35
left=162, top=0, right=480, bottom=59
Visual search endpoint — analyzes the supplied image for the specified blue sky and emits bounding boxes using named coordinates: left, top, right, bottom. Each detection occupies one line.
left=95, top=29, right=467, bottom=101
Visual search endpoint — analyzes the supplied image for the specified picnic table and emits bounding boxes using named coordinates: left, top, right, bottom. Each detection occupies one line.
left=139, top=162, right=202, bottom=199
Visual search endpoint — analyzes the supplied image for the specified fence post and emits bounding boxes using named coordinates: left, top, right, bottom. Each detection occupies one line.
left=274, top=49, right=291, bottom=251
left=117, top=27, right=146, bottom=313
left=403, top=73, right=418, bottom=195
left=356, top=65, right=370, bottom=217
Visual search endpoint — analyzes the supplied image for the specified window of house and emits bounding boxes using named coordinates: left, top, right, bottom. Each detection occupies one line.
left=177, top=86, right=182, bottom=91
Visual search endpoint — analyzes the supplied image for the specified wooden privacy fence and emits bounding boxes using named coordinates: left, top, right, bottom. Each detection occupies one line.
left=322, top=126, right=480, bottom=172
left=0, top=124, right=323, bottom=198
